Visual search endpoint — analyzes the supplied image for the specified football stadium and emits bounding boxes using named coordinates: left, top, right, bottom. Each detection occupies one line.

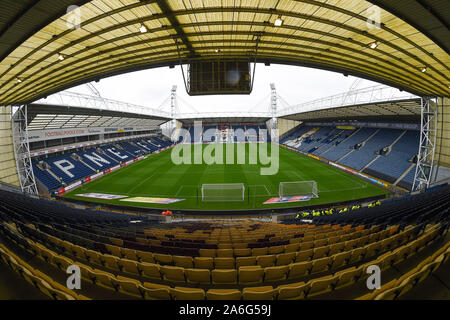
left=0, top=0, right=449, bottom=307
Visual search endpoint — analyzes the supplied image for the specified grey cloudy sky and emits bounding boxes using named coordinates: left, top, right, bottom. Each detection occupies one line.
left=70, top=63, right=381, bottom=113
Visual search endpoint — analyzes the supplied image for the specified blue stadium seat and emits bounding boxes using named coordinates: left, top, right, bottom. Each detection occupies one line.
left=232, top=125, right=246, bottom=142
left=367, top=131, right=419, bottom=181
left=76, top=149, right=118, bottom=171
left=280, top=126, right=312, bottom=144
left=32, top=163, right=62, bottom=191
left=339, top=129, right=402, bottom=170
left=320, top=128, right=378, bottom=162
left=100, top=145, right=133, bottom=162
left=203, top=126, right=218, bottom=142
left=32, top=136, right=171, bottom=190
left=297, top=126, right=335, bottom=153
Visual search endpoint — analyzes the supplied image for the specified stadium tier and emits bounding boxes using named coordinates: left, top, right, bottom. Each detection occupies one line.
left=281, top=125, right=421, bottom=190
left=0, top=184, right=448, bottom=300
left=364, top=131, right=420, bottom=186
left=31, top=136, right=174, bottom=192
left=339, top=129, right=402, bottom=171
left=181, top=123, right=268, bottom=144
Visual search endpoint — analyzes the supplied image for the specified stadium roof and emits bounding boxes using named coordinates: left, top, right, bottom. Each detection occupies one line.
left=26, top=103, right=167, bottom=131
left=282, top=98, right=422, bottom=122
left=0, top=0, right=449, bottom=107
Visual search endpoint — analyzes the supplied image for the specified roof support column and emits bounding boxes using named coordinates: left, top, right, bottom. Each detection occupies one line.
left=412, top=97, right=438, bottom=191
left=11, top=104, right=38, bottom=195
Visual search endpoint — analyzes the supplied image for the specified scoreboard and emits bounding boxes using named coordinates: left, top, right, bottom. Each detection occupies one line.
left=187, top=59, right=252, bottom=95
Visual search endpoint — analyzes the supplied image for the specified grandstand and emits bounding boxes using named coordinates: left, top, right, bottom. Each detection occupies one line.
left=280, top=125, right=421, bottom=191
left=0, top=185, right=449, bottom=301
left=0, top=0, right=449, bottom=304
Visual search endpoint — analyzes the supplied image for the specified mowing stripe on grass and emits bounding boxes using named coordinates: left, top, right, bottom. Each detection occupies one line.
left=64, top=144, right=389, bottom=211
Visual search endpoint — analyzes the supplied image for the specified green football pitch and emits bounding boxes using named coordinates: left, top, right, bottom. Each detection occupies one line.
left=64, top=143, right=389, bottom=211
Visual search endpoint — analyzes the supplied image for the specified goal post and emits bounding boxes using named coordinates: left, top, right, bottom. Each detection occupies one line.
left=201, top=183, right=245, bottom=202
left=279, top=181, right=318, bottom=199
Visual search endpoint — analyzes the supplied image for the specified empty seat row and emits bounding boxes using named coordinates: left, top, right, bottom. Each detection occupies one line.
left=33, top=221, right=393, bottom=270
left=358, top=236, right=450, bottom=300
left=5, top=220, right=444, bottom=300
left=0, top=243, right=89, bottom=300
left=25, top=223, right=422, bottom=288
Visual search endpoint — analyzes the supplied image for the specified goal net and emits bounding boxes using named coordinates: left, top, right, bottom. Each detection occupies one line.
left=279, top=181, right=318, bottom=199
left=201, top=183, right=245, bottom=202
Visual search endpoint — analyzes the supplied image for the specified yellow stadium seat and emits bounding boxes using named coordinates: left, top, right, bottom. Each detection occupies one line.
left=112, top=276, right=143, bottom=298
left=185, top=268, right=211, bottom=285
left=119, top=258, right=141, bottom=276
left=217, top=249, right=233, bottom=257
left=214, top=257, right=235, bottom=269
left=284, top=243, right=300, bottom=253
left=327, top=236, right=340, bottom=245
left=51, top=255, right=73, bottom=272
left=238, top=266, right=264, bottom=285
left=160, top=266, right=185, bottom=283
left=300, top=241, right=314, bottom=250
left=59, top=241, right=73, bottom=257
left=329, top=242, right=345, bottom=255
left=153, top=253, right=173, bottom=265
left=173, top=256, right=194, bottom=268
left=264, top=265, right=289, bottom=282
left=277, top=282, right=309, bottom=300
left=364, top=242, right=381, bottom=259
left=276, top=252, right=296, bottom=266
left=90, top=269, right=116, bottom=291
left=234, top=248, right=251, bottom=257
left=194, top=257, right=214, bottom=270
left=288, top=261, right=312, bottom=280
left=392, top=246, right=412, bottom=266
left=348, top=247, right=366, bottom=264
left=122, top=248, right=139, bottom=261
left=211, top=269, right=237, bottom=285
left=206, top=289, right=241, bottom=300
left=139, top=262, right=162, bottom=280
left=252, top=247, right=268, bottom=256
left=71, top=245, right=87, bottom=261
left=308, top=275, right=335, bottom=298
left=85, top=249, right=103, bottom=266
left=330, top=251, right=351, bottom=270
left=142, top=282, right=171, bottom=300
left=139, top=251, right=155, bottom=264
left=333, top=267, right=362, bottom=290
left=110, top=238, right=124, bottom=247
left=102, top=254, right=121, bottom=272
left=312, top=246, right=329, bottom=260
left=374, top=286, right=400, bottom=300
left=77, top=263, right=93, bottom=281
left=314, top=239, right=328, bottom=248
left=199, top=249, right=216, bottom=257
left=268, top=245, right=284, bottom=255
left=295, top=249, right=313, bottom=262
left=105, top=244, right=123, bottom=258
left=218, top=243, right=233, bottom=249
left=311, top=256, right=333, bottom=274
left=242, top=286, right=276, bottom=300
left=257, top=255, right=276, bottom=268
left=38, top=245, right=56, bottom=264
left=171, top=287, right=205, bottom=300
left=233, top=243, right=248, bottom=249
left=236, top=256, right=257, bottom=268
